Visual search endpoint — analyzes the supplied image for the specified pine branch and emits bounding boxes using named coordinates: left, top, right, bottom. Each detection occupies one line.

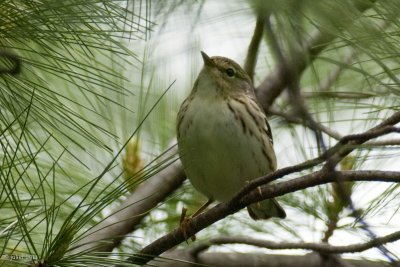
left=190, top=232, right=400, bottom=254
left=70, top=146, right=185, bottom=254
left=255, top=1, right=377, bottom=110
left=123, top=111, right=400, bottom=266
left=155, top=251, right=394, bottom=267
left=244, top=16, right=265, bottom=82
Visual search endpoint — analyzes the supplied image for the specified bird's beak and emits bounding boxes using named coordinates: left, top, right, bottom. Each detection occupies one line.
left=201, top=51, right=214, bottom=67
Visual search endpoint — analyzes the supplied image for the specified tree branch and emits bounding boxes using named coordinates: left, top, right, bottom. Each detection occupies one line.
left=190, top=231, right=400, bottom=255
left=123, top=109, right=400, bottom=265
left=131, top=171, right=397, bottom=266
left=244, top=16, right=265, bottom=82
left=128, top=169, right=400, bottom=265
left=153, top=251, right=394, bottom=267
left=269, top=107, right=400, bottom=146
left=255, top=1, right=376, bottom=110
left=268, top=107, right=343, bottom=140
left=71, top=146, right=185, bottom=254
left=235, top=114, right=400, bottom=202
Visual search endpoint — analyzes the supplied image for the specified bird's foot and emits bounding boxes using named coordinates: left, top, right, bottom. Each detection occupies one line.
left=179, top=207, right=196, bottom=242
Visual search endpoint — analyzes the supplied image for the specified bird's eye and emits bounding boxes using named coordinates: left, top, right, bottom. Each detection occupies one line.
left=226, top=68, right=235, bottom=77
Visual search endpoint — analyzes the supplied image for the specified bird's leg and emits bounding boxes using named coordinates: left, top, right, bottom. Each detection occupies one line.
left=192, top=198, right=213, bottom=217
left=257, top=186, right=263, bottom=208
left=180, top=198, right=213, bottom=242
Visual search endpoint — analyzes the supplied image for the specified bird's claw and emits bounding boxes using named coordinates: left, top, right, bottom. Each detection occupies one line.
left=179, top=207, right=196, bottom=242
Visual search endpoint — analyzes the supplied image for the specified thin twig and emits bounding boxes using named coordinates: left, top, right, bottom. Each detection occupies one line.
left=318, top=50, right=357, bottom=92
left=269, top=107, right=400, bottom=147
left=235, top=113, right=400, bottom=202
left=268, top=107, right=343, bottom=140
left=190, top=232, right=400, bottom=255
left=158, top=250, right=394, bottom=267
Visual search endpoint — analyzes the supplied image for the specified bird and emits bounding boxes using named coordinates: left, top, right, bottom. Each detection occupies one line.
left=176, top=51, right=286, bottom=238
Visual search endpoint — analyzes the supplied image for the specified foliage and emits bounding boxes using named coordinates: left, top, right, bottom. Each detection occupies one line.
left=1, top=0, right=400, bottom=266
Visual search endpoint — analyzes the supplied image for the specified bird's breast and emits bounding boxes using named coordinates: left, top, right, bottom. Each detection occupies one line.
left=177, top=95, right=275, bottom=202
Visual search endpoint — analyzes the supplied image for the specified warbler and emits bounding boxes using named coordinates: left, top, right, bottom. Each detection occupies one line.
left=177, top=51, right=286, bottom=221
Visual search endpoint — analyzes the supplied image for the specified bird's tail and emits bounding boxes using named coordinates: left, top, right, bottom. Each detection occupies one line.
left=247, top=198, right=286, bottom=220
